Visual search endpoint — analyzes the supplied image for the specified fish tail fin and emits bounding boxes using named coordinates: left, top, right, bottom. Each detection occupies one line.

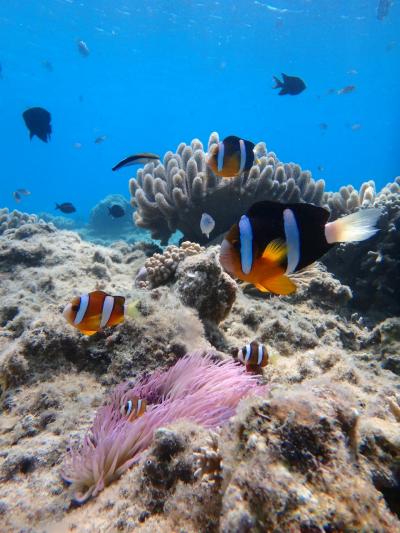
left=124, top=300, right=141, bottom=320
left=55, top=203, right=60, bottom=210
left=325, top=208, right=382, bottom=243
left=259, top=273, right=297, bottom=295
left=273, top=76, right=283, bottom=89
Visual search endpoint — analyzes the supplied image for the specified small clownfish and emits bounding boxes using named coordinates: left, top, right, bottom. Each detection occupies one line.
left=238, top=341, right=269, bottom=369
left=120, top=396, right=147, bottom=422
left=63, top=290, right=126, bottom=335
left=207, top=135, right=255, bottom=178
left=220, top=200, right=382, bottom=295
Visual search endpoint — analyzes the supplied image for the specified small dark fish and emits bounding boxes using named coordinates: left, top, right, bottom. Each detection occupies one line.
left=386, top=40, right=396, bottom=52
left=337, top=85, right=356, bottom=95
left=319, top=123, right=328, bottom=131
left=77, top=40, right=90, bottom=57
left=16, top=188, right=31, bottom=196
left=56, top=202, right=76, bottom=214
left=273, top=73, right=306, bottom=96
left=317, top=165, right=325, bottom=172
left=13, top=191, right=21, bottom=203
left=112, top=153, right=160, bottom=171
left=350, top=123, right=362, bottom=131
left=108, top=204, right=125, bottom=218
left=42, top=60, right=53, bottom=72
left=327, top=88, right=337, bottom=95
left=95, top=135, right=107, bottom=144
left=22, top=107, right=52, bottom=143
left=207, top=135, right=255, bottom=178
left=220, top=200, right=381, bottom=295
left=377, top=0, right=392, bottom=20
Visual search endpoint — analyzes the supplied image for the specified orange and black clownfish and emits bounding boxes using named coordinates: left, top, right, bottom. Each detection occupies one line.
left=120, top=396, right=147, bottom=422
left=63, top=290, right=126, bottom=335
left=237, top=341, right=269, bottom=369
left=207, top=135, right=255, bottom=177
left=220, top=200, right=382, bottom=295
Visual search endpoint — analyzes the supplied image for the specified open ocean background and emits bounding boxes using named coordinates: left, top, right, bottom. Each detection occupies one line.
left=0, top=0, right=399, bottom=223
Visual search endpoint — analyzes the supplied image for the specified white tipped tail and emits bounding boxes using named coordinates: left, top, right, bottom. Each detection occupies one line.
left=325, top=208, right=382, bottom=244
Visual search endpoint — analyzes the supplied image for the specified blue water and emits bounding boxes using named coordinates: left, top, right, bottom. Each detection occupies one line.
left=0, top=0, right=399, bottom=223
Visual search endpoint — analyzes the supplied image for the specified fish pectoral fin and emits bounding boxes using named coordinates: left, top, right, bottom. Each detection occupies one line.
left=79, top=329, right=98, bottom=336
left=262, top=238, right=287, bottom=264
left=254, top=283, right=270, bottom=293
left=261, top=274, right=297, bottom=295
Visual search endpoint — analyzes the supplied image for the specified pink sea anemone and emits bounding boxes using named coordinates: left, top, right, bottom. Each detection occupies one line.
left=62, top=351, right=265, bottom=503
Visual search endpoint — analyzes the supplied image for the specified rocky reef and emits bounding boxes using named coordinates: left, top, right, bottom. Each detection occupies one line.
left=0, top=210, right=399, bottom=532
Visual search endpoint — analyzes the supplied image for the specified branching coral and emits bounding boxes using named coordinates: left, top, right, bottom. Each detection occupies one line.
left=62, top=351, right=264, bottom=503
left=129, top=132, right=326, bottom=244
left=0, top=208, right=52, bottom=235
left=135, top=241, right=204, bottom=288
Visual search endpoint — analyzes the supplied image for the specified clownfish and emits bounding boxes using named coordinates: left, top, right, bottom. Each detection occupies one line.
left=120, top=396, right=147, bottom=422
left=63, top=290, right=130, bottom=335
left=207, top=135, right=255, bottom=177
left=237, top=341, right=269, bottom=368
left=220, top=200, right=382, bottom=295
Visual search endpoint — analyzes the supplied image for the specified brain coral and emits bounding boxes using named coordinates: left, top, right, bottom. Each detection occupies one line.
left=129, top=132, right=326, bottom=245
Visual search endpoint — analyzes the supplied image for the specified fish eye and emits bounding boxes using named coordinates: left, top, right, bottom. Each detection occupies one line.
left=71, top=304, right=79, bottom=312
left=232, top=240, right=240, bottom=250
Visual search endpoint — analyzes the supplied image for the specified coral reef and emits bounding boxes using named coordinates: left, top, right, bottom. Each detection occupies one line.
left=129, top=132, right=326, bottom=244
left=323, top=176, right=400, bottom=316
left=85, top=194, right=134, bottom=237
left=0, top=207, right=54, bottom=235
left=1, top=208, right=400, bottom=532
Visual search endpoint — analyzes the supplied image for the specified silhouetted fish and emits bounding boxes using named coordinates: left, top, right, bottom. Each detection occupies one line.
left=377, top=0, right=392, bottom=20
left=42, top=60, right=53, bottom=72
left=108, top=204, right=125, bottom=218
left=22, top=107, right=52, bottom=142
left=16, top=188, right=31, bottom=196
left=112, top=153, right=160, bottom=171
left=95, top=135, right=107, bottom=144
left=56, top=202, right=76, bottom=214
left=13, top=191, right=21, bottom=203
left=77, top=40, right=90, bottom=57
left=273, top=73, right=306, bottom=96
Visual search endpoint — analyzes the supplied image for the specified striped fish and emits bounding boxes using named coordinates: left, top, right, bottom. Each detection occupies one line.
left=120, top=396, right=147, bottom=422
left=207, top=135, right=255, bottom=178
left=238, top=341, right=269, bottom=368
left=220, top=200, right=382, bottom=295
left=63, top=290, right=125, bottom=335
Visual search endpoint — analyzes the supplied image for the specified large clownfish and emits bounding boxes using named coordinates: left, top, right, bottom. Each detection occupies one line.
left=63, top=290, right=135, bottom=335
left=220, top=200, right=381, bottom=295
left=207, top=135, right=256, bottom=177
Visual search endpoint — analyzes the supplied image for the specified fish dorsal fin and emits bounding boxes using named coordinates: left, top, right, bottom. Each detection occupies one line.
left=261, top=274, right=297, bottom=295
left=282, top=73, right=289, bottom=81
left=262, top=238, right=287, bottom=264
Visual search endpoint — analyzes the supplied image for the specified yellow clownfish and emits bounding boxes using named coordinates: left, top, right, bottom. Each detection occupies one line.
left=63, top=290, right=140, bottom=335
